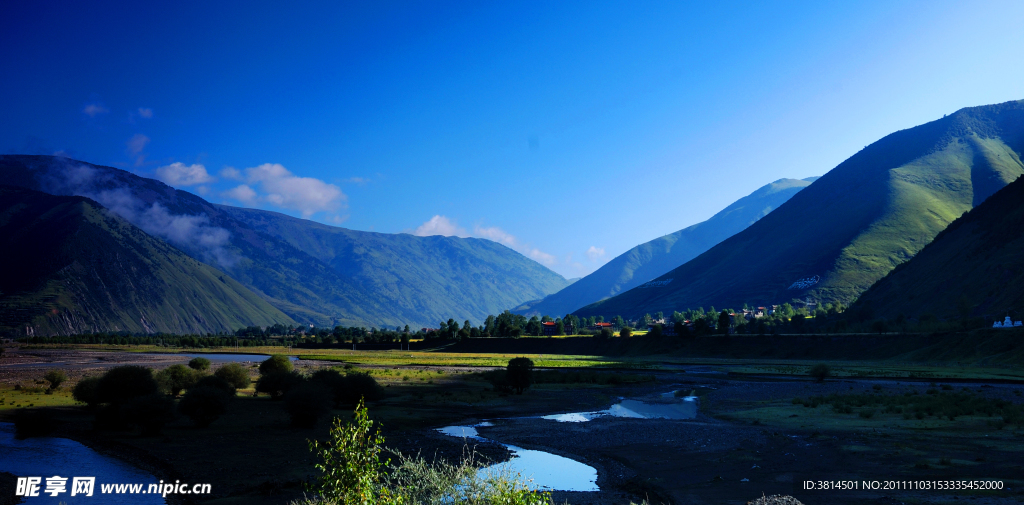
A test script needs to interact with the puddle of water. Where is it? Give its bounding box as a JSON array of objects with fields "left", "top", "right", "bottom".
[
  {"left": 543, "top": 397, "right": 698, "bottom": 423},
  {"left": 436, "top": 424, "right": 598, "bottom": 492},
  {"left": 0, "top": 423, "right": 166, "bottom": 504}
]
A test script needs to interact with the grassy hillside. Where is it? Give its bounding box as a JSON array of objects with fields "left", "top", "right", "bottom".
[
  {"left": 576, "top": 100, "right": 1024, "bottom": 319},
  {"left": 515, "top": 177, "right": 815, "bottom": 317},
  {"left": 0, "top": 186, "right": 294, "bottom": 336},
  {"left": 217, "top": 206, "right": 569, "bottom": 327},
  {"left": 0, "top": 156, "right": 566, "bottom": 328},
  {"left": 853, "top": 173, "right": 1024, "bottom": 321}
]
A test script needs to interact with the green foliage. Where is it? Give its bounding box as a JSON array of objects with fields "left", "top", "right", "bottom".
[
  {"left": 43, "top": 369, "right": 67, "bottom": 390},
  {"left": 156, "top": 364, "right": 197, "bottom": 396},
  {"left": 506, "top": 357, "right": 534, "bottom": 394},
  {"left": 619, "top": 327, "right": 632, "bottom": 338},
  {"left": 188, "top": 357, "right": 212, "bottom": 371},
  {"left": 808, "top": 364, "right": 831, "bottom": 382},
  {"left": 125, "top": 393, "right": 175, "bottom": 436},
  {"left": 256, "top": 371, "right": 304, "bottom": 400},
  {"left": 96, "top": 366, "right": 159, "bottom": 404},
  {"left": 307, "top": 399, "right": 401, "bottom": 505},
  {"left": 179, "top": 385, "right": 231, "bottom": 427},
  {"left": 194, "top": 375, "right": 236, "bottom": 396},
  {"left": 301, "top": 400, "right": 551, "bottom": 505},
  {"left": 260, "top": 355, "right": 294, "bottom": 375},
  {"left": 214, "top": 362, "right": 252, "bottom": 389},
  {"left": 72, "top": 377, "right": 101, "bottom": 406},
  {"left": 309, "top": 369, "right": 385, "bottom": 407}
]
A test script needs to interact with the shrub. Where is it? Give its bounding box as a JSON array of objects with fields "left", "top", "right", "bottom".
[
  {"left": 506, "top": 357, "right": 534, "bottom": 395},
  {"left": 285, "top": 383, "right": 333, "bottom": 428},
  {"left": 73, "top": 377, "right": 101, "bottom": 406},
  {"left": 345, "top": 372, "right": 385, "bottom": 403},
  {"left": 214, "top": 362, "right": 252, "bottom": 389},
  {"left": 808, "top": 364, "right": 831, "bottom": 382},
  {"left": 256, "top": 371, "right": 304, "bottom": 400},
  {"left": 619, "top": 327, "right": 632, "bottom": 338},
  {"left": 188, "top": 357, "right": 212, "bottom": 372},
  {"left": 96, "top": 366, "right": 159, "bottom": 404},
  {"left": 43, "top": 369, "right": 67, "bottom": 390},
  {"left": 306, "top": 399, "right": 402, "bottom": 504},
  {"left": 156, "top": 364, "right": 198, "bottom": 396},
  {"left": 259, "top": 355, "right": 294, "bottom": 375},
  {"left": 194, "top": 375, "right": 236, "bottom": 396},
  {"left": 179, "top": 386, "right": 231, "bottom": 427}
]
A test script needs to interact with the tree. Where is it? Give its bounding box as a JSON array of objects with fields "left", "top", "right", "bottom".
[
  {"left": 259, "top": 355, "right": 294, "bottom": 375},
  {"left": 620, "top": 326, "right": 632, "bottom": 338},
  {"left": 126, "top": 393, "right": 176, "bottom": 436},
  {"left": 555, "top": 318, "right": 565, "bottom": 336},
  {"left": 214, "top": 362, "right": 252, "bottom": 389},
  {"left": 791, "top": 314, "right": 806, "bottom": 332},
  {"left": 73, "top": 377, "right": 101, "bottom": 406},
  {"left": 156, "top": 364, "right": 197, "bottom": 397},
  {"left": 179, "top": 385, "right": 231, "bottom": 427},
  {"left": 870, "top": 320, "right": 888, "bottom": 335},
  {"left": 96, "top": 366, "right": 159, "bottom": 404},
  {"left": 718, "top": 310, "right": 731, "bottom": 335},
  {"left": 307, "top": 400, "right": 401, "bottom": 504},
  {"left": 43, "top": 369, "right": 67, "bottom": 391},
  {"left": 648, "top": 324, "right": 663, "bottom": 339},
  {"left": 506, "top": 357, "right": 534, "bottom": 394},
  {"left": 256, "top": 371, "right": 304, "bottom": 400},
  {"left": 526, "top": 316, "right": 542, "bottom": 336},
  {"left": 188, "top": 357, "right": 211, "bottom": 372},
  {"left": 613, "top": 316, "right": 625, "bottom": 329}
]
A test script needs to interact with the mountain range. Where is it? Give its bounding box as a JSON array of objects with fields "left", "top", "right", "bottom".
[
  {"left": 852, "top": 172, "right": 1024, "bottom": 321},
  {"left": 0, "top": 155, "right": 568, "bottom": 333},
  {"left": 575, "top": 100, "right": 1024, "bottom": 319},
  {"left": 514, "top": 177, "right": 817, "bottom": 317}
]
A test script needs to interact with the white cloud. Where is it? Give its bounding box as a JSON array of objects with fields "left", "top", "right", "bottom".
[
  {"left": 83, "top": 104, "right": 109, "bottom": 117},
  {"left": 229, "top": 163, "right": 346, "bottom": 218},
  {"left": 473, "top": 225, "right": 518, "bottom": 247},
  {"left": 155, "top": 162, "right": 214, "bottom": 187},
  {"left": 413, "top": 215, "right": 467, "bottom": 237},
  {"left": 223, "top": 184, "right": 258, "bottom": 204},
  {"left": 219, "top": 167, "right": 243, "bottom": 180},
  {"left": 137, "top": 107, "right": 153, "bottom": 118},
  {"left": 527, "top": 248, "right": 557, "bottom": 266},
  {"left": 586, "top": 246, "right": 606, "bottom": 261}
]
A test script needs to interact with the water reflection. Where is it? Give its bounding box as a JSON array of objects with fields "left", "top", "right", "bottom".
[
  {"left": 542, "top": 397, "right": 698, "bottom": 423},
  {"left": 0, "top": 423, "right": 166, "bottom": 504},
  {"left": 436, "top": 424, "right": 598, "bottom": 492}
]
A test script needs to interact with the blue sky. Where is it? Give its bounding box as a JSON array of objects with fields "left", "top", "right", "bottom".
[{"left": 3, "top": 1, "right": 1023, "bottom": 278}]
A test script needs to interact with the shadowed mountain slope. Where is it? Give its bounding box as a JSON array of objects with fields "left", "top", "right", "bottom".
[
  {"left": 0, "top": 186, "right": 294, "bottom": 336},
  {"left": 575, "top": 100, "right": 1024, "bottom": 319},
  {"left": 514, "top": 177, "right": 816, "bottom": 317},
  {"left": 852, "top": 173, "right": 1024, "bottom": 321}
]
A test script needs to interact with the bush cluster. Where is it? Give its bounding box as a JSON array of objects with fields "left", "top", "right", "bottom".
[{"left": 254, "top": 356, "right": 385, "bottom": 427}]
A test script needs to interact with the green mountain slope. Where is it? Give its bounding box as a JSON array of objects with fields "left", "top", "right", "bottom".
[
  {"left": 0, "top": 155, "right": 567, "bottom": 328},
  {"left": 217, "top": 206, "right": 569, "bottom": 328},
  {"left": 852, "top": 173, "right": 1024, "bottom": 321},
  {"left": 575, "top": 100, "right": 1024, "bottom": 319},
  {"left": 514, "top": 177, "right": 816, "bottom": 317},
  {"left": 0, "top": 186, "right": 294, "bottom": 336}
]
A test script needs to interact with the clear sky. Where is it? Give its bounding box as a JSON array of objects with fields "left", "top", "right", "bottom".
[{"left": 3, "top": 1, "right": 1023, "bottom": 278}]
